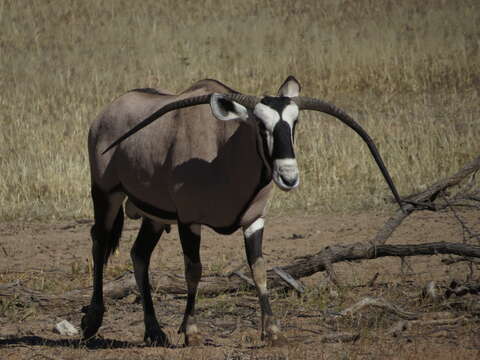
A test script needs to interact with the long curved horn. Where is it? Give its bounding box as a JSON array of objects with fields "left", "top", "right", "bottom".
[
  {"left": 293, "top": 96, "right": 404, "bottom": 211},
  {"left": 102, "top": 93, "right": 259, "bottom": 154}
]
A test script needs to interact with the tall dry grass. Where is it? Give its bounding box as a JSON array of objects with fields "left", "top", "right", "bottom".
[{"left": 1, "top": 0, "right": 479, "bottom": 220}]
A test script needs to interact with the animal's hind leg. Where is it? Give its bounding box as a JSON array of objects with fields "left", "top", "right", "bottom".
[
  {"left": 178, "top": 223, "right": 203, "bottom": 346},
  {"left": 130, "top": 218, "right": 169, "bottom": 347},
  {"left": 81, "top": 185, "right": 125, "bottom": 340}
]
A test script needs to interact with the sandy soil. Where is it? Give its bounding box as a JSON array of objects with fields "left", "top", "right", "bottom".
[{"left": 1, "top": 210, "right": 479, "bottom": 359}]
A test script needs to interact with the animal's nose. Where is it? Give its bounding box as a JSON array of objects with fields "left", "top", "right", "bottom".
[{"left": 280, "top": 175, "right": 298, "bottom": 187}]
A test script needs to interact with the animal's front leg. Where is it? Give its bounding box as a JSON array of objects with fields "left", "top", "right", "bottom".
[{"left": 243, "top": 218, "right": 286, "bottom": 346}]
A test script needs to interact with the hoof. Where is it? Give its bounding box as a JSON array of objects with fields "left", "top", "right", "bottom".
[
  {"left": 185, "top": 332, "right": 204, "bottom": 347},
  {"left": 80, "top": 304, "right": 104, "bottom": 340},
  {"left": 144, "top": 330, "right": 170, "bottom": 347}
]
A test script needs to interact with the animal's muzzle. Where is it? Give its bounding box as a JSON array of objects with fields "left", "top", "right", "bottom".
[{"left": 273, "top": 159, "right": 299, "bottom": 191}]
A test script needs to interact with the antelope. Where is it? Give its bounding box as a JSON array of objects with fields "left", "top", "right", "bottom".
[{"left": 82, "top": 76, "right": 403, "bottom": 346}]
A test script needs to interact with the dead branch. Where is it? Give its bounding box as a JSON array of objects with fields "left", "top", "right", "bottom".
[
  {"left": 272, "top": 267, "right": 305, "bottom": 294},
  {"left": 272, "top": 241, "right": 480, "bottom": 291},
  {"left": 373, "top": 154, "right": 480, "bottom": 246},
  {"left": 336, "top": 297, "right": 418, "bottom": 320},
  {"left": 3, "top": 241, "right": 480, "bottom": 301},
  {"left": 366, "top": 272, "right": 380, "bottom": 287},
  {"left": 441, "top": 256, "right": 480, "bottom": 265},
  {"left": 320, "top": 332, "right": 359, "bottom": 343},
  {"left": 388, "top": 316, "right": 467, "bottom": 337}
]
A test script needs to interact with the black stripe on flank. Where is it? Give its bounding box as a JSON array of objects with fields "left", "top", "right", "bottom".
[
  {"left": 124, "top": 191, "right": 271, "bottom": 236},
  {"left": 272, "top": 121, "right": 295, "bottom": 159},
  {"left": 127, "top": 195, "right": 178, "bottom": 220}
]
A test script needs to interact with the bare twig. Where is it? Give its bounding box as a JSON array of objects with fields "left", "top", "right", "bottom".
[
  {"left": 320, "top": 332, "right": 359, "bottom": 343},
  {"left": 388, "top": 316, "right": 467, "bottom": 337},
  {"left": 272, "top": 267, "right": 305, "bottom": 294},
  {"left": 367, "top": 272, "right": 380, "bottom": 287},
  {"left": 3, "top": 242, "right": 480, "bottom": 301},
  {"left": 337, "top": 297, "right": 418, "bottom": 320},
  {"left": 230, "top": 271, "right": 255, "bottom": 287},
  {"left": 441, "top": 256, "right": 480, "bottom": 265}
]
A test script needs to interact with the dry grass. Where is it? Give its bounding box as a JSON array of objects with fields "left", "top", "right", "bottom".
[{"left": 1, "top": 0, "right": 479, "bottom": 220}]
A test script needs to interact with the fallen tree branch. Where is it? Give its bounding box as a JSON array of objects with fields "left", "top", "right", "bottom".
[
  {"left": 373, "top": 154, "right": 480, "bottom": 246},
  {"left": 336, "top": 297, "right": 418, "bottom": 320},
  {"left": 388, "top": 316, "right": 468, "bottom": 337},
  {"left": 441, "top": 256, "right": 480, "bottom": 265},
  {"left": 320, "top": 332, "right": 359, "bottom": 343},
  {"left": 273, "top": 241, "right": 480, "bottom": 291},
  {"left": 3, "top": 242, "right": 480, "bottom": 300}
]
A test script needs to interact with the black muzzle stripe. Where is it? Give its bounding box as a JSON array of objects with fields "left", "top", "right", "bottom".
[{"left": 272, "top": 120, "right": 295, "bottom": 159}]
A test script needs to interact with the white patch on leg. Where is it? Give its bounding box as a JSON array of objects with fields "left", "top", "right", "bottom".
[
  {"left": 243, "top": 218, "right": 264, "bottom": 238},
  {"left": 186, "top": 323, "right": 199, "bottom": 335},
  {"left": 252, "top": 257, "right": 268, "bottom": 294}
]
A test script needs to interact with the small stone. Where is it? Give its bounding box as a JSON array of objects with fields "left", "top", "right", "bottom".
[
  {"left": 125, "top": 293, "right": 140, "bottom": 304},
  {"left": 422, "top": 281, "right": 439, "bottom": 301},
  {"left": 54, "top": 319, "right": 79, "bottom": 336}
]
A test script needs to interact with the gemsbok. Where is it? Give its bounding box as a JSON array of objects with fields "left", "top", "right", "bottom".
[{"left": 82, "top": 76, "right": 403, "bottom": 346}]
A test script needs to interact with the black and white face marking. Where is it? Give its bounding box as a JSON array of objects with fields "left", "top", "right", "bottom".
[{"left": 253, "top": 96, "right": 300, "bottom": 191}]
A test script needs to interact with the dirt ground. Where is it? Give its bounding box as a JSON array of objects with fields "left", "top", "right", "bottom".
[{"left": 1, "top": 210, "right": 479, "bottom": 359}]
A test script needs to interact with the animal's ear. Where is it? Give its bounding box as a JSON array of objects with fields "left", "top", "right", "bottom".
[
  {"left": 277, "top": 76, "right": 301, "bottom": 97},
  {"left": 210, "top": 93, "right": 249, "bottom": 122}
]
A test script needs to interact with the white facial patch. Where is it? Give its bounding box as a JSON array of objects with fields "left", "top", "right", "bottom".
[
  {"left": 253, "top": 102, "right": 280, "bottom": 131},
  {"left": 282, "top": 104, "right": 299, "bottom": 127}
]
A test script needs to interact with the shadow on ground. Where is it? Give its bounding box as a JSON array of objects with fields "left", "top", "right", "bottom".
[{"left": 0, "top": 335, "right": 146, "bottom": 349}]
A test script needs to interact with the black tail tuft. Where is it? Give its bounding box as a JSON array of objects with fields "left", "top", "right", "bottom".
[
  {"left": 104, "top": 205, "right": 124, "bottom": 264},
  {"left": 91, "top": 184, "right": 125, "bottom": 265}
]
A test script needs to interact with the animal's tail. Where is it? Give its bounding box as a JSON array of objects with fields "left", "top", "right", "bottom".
[
  {"left": 104, "top": 205, "right": 124, "bottom": 264},
  {"left": 90, "top": 184, "right": 125, "bottom": 265}
]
